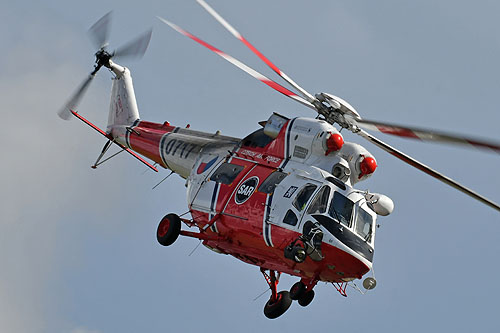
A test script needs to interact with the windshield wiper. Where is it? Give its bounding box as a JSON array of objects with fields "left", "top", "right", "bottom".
[{"left": 330, "top": 206, "right": 343, "bottom": 226}]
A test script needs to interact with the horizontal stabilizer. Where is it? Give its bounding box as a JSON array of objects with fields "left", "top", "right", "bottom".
[{"left": 71, "top": 110, "right": 158, "bottom": 172}]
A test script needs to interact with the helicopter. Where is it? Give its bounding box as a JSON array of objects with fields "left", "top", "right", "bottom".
[{"left": 58, "top": 0, "right": 500, "bottom": 319}]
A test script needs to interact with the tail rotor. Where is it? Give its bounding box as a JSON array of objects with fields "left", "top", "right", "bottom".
[{"left": 58, "top": 12, "right": 152, "bottom": 120}]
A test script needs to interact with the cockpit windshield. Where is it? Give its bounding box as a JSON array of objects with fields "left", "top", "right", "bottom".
[
  {"left": 355, "top": 207, "right": 374, "bottom": 242},
  {"left": 328, "top": 192, "right": 353, "bottom": 227}
]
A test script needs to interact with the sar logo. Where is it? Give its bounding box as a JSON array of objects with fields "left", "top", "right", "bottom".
[{"left": 235, "top": 176, "right": 259, "bottom": 204}]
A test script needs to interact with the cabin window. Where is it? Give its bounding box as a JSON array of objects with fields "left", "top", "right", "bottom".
[
  {"left": 307, "top": 186, "right": 331, "bottom": 215},
  {"left": 292, "top": 184, "right": 318, "bottom": 211},
  {"left": 210, "top": 163, "right": 244, "bottom": 185},
  {"left": 258, "top": 171, "right": 287, "bottom": 194},
  {"left": 283, "top": 209, "right": 298, "bottom": 226},
  {"left": 356, "top": 207, "right": 374, "bottom": 242},
  {"left": 328, "top": 192, "right": 353, "bottom": 227}
]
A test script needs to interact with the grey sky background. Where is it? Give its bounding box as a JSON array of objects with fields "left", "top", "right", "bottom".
[{"left": 1, "top": 1, "right": 499, "bottom": 332}]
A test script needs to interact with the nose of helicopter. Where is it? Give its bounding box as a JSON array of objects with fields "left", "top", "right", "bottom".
[{"left": 319, "top": 242, "right": 372, "bottom": 280}]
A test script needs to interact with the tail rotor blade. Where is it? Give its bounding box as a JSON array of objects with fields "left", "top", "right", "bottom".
[
  {"left": 88, "top": 11, "right": 112, "bottom": 50},
  {"left": 58, "top": 74, "right": 95, "bottom": 120},
  {"left": 114, "top": 29, "right": 153, "bottom": 59}
]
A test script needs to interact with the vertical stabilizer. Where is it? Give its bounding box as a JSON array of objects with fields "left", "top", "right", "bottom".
[{"left": 107, "top": 61, "right": 140, "bottom": 131}]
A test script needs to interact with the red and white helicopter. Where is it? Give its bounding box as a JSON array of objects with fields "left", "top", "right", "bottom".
[{"left": 59, "top": 0, "right": 500, "bottom": 319}]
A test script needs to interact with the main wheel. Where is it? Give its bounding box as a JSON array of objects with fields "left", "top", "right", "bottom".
[
  {"left": 298, "top": 289, "right": 315, "bottom": 307},
  {"left": 289, "top": 281, "right": 306, "bottom": 300},
  {"left": 263, "top": 291, "right": 292, "bottom": 319},
  {"left": 157, "top": 213, "right": 181, "bottom": 246}
]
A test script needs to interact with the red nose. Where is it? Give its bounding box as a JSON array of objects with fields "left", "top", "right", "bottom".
[
  {"left": 325, "top": 133, "right": 344, "bottom": 155},
  {"left": 359, "top": 156, "right": 377, "bottom": 178}
]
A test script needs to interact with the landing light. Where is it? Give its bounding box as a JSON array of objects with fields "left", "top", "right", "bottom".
[{"left": 363, "top": 277, "right": 377, "bottom": 290}]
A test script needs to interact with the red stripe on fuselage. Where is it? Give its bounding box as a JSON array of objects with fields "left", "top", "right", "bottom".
[{"left": 128, "top": 121, "right": 176, "bottom": 167}]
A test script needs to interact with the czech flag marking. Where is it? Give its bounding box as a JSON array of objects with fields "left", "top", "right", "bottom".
[{"left": 197, "top": 157, "right": 217, "bottom": 174}]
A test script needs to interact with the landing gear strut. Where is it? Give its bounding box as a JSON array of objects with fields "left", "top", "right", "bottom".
[{"left": 261, "top": 269, "right": 292, "bottom": 319}]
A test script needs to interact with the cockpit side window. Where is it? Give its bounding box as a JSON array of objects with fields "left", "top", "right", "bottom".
[
  {"left": 283, "top": 209, "right": 298, "bottom": 226},
  {"left": 210, "top": 163, "right": 244, "bottom": 185},
  {"left": 306, "top": 186, "right": 331, "bottom": 215},
  {"left": 356, "top": 207, "right": 374, "bottom": 242},
  {"left": 258, "top": 171, "right": 287, "bottom": 194},
  {"left": 329, "top": 192, "right": 353, "bottom": 227},
  {"left": 292, "top": 184, "right": 318, "bottom": 211}
]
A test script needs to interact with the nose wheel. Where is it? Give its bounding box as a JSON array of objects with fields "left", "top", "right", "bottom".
[{"left": 157, "top": 213, "right": 181, "bottom": 246}]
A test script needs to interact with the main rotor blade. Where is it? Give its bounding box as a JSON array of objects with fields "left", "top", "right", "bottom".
[
  {"left": 196, "top": 0, "right": 317, "bottom": 104},
  {"left": 58, "top": 74, "right": 95, "bottom": 120},
  {"left": 354, "top": 118, "right": 500, "bottom": 154},
  {"left": 88, "top": 11, "right": 112, "bottom": 50},
  {"left": 114, "top": 29, "right": 153, "bottom": 59},
  {"left": 157, "top": 17, "right": 315, "bottom": 110},
  {"left": 357, "top": 129, "right": 500, "bottom": 212}
]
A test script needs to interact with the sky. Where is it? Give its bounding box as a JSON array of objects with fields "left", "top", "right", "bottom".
[{"left": 1, "top": 0, "right": 499, "bottom": 332}]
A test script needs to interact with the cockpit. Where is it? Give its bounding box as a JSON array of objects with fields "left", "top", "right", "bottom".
[{"left": 305, "top": 182, "right": 376, "bottom": 245}]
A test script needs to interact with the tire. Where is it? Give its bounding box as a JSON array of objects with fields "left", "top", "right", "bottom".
[
  {"left": 157, "top": 213, "right": 181, "bottom": 246},
  {"left": 298, "top": 290, "right": 315, "bottom": 307},
  {"left": 263, "top": 291, "right": 292, "bottom": 319},
  {"left": 289, "top": 281, "right": 306, "bottom": 300}
]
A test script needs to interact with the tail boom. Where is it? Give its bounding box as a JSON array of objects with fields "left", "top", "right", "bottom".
[{"left": 111, "top": 120, "right": 240, "bottom": 178}]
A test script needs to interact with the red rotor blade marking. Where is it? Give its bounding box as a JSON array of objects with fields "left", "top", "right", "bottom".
[
  {"left": 158, "top": 17, "right": 315, "bottom": 109},
  {"left": 196, "top": 0, "right": 316, "bottom": 103},
  {"left": 357, "top": 129, "right": 500, "bottom": 212},
  {"left": 376, "top": 125, "right": 420, "bottom": 139}
]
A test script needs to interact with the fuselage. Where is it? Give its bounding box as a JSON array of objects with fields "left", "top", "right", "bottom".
[{"left": 110, "top": 115, "right": 376, "bottom": 283}]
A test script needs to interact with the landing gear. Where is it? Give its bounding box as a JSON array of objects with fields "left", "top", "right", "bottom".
[
  {"left": 264, "top": 291, "right": 292, "bottom": 319},
  {"left": 298, "top": 290, "right": 315, "bottom": 307},
  {"left": 289, "top": 281, "right": 306, "bottom": 300},
  {"left": 157, "top": 213, "right": 181, "bottom": 246},
  {"left": 290, "top": 280, "right": 316, "bottom": 307},
  {"left": 261, "top": 269, "right": 292, "bottom": 319}
]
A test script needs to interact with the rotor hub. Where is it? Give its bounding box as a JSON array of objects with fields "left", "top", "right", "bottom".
[{"left": 91, "top": 49, "right": 113, "bottom": 75}]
